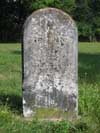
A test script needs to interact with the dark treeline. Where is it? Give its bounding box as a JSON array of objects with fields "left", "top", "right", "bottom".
[{"left": 0, "top": 0, "right": 100, "bottom": 42}]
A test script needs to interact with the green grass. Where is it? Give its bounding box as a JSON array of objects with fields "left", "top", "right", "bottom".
[{"left": 0, "top": 42, "right": 100, "bottom": 132}]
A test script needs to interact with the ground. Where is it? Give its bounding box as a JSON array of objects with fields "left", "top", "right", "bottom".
[{"left": 0, "top": 42, "right": 100, "bottom": 133}]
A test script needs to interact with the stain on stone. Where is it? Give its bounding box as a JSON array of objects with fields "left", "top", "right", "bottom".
[
  {"left": 40, "top": 83, "right": 43, "bottom": 87},
  {"left": 61, "top": 43, "right": 64, "bottom": 46},
  {"left": 67, "top": 94, "right": 77, "bottom": 111},
  {"left": 55, "top": 50, "right": 58, "bottom": 53},
  {"left": 58, "top": 82, "right": 61, "bottom": 85}
]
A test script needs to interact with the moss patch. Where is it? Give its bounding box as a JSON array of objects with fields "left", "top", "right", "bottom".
[{"left": 33, "top": 108, "right": 68, "bottom": 120}]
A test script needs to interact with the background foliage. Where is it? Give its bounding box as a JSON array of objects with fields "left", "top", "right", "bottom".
[{"left": 0, "top": 0, "right": 100, "bottom": 42}]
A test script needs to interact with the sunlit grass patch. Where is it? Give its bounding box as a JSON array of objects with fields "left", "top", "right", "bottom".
[{"left": 0, "top": 42, "right": 100, "bottom": 132}]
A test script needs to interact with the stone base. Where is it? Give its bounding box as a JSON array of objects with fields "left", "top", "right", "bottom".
[{"left": 23, "top": 107, "right": 78, "bottom": 121}]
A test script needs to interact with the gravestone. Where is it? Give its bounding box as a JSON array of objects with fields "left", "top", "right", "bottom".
[{"left": 22, "top": 8, "right": 78, "bottom": 120}]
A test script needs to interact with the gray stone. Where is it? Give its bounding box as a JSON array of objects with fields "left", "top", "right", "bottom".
[{"left": 22, "top": 8, "right": 78, "bottom": 120}]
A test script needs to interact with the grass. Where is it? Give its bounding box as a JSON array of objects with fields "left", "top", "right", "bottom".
[{"left": 0, "top": 42, "right": 100, "bottom": 132}]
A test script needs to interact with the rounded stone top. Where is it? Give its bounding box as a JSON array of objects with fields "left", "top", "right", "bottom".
[
  {"left": 24, "top": 8, "right": 77, "bottom": 30},
  {"left": 31, "top": 8, "right": 72, "bottom": 20}
]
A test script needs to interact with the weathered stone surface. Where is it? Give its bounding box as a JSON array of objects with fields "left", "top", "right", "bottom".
[{"left": 22, "top": 8, "right": 78, "bottom": 120}]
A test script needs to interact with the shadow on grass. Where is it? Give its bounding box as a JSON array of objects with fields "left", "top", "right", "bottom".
[
  {"left": 11, "top": 50, "right": 21, "bottom": 55},
  {"left": 0, "top": 93, "right": 22, "bottom": 114},
  {"left": 79, "top": 53, "right": 100, "bottom": 83}
]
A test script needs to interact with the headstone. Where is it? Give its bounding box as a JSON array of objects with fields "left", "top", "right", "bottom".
[{"left": 22, "top": 8, "right": 78, "bottom": 120}]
